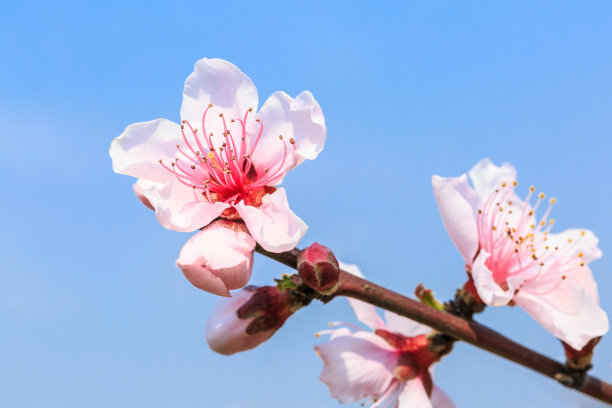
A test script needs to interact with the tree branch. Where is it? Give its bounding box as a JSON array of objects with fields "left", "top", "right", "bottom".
[{"left": 256, "top": 245, "right": 612, "bottom": 405}]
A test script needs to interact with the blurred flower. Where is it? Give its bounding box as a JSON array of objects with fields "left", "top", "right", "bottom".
[
  {"left": 432, "top": 158, "right": 608, "bottom": 349},
  {"left": 315, "top": 264, "right": 454, "bottom": 408},
  {"left": 206, "top": 285, "right": 298, "bottom": 355},
  {"left": 110, "top": 58, "right": 326, "bottom": 295}
]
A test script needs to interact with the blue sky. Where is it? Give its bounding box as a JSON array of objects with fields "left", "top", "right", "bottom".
[{"left": 1, "top": 1, "right": 612, "bottom": 407}]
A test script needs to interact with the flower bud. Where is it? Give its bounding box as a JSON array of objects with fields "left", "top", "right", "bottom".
[
  {"left": 297, "top": 242, "right": 339, "bottom": 294},
  {"left": 205, "top": 285, "right": 295, "bottom": 355},
  {"left": 176, "top": 219, "right": 256, "bottom": 297}
]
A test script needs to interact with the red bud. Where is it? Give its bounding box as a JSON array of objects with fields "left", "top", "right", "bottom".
[{"left": 297, "top": 242, "right": 340, "bottom": 294}]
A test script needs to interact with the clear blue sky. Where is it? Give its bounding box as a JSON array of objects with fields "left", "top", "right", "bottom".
[{"left": 1, "top": 1, "right": 611, "bottom": 407}]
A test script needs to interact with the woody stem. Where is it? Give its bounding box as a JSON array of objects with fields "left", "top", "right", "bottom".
[{"left": 255, "top": 245, "right": 612, "bottom": 405}]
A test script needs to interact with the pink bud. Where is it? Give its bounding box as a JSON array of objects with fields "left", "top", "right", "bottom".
[
  {"left": 297, "top": 242, "right": 339, "bottom": 294},
  {"left": 176, "top": 219, "right": 256, "bottom": 297},
  {"left": 205, "top": 285, "right": 295, "bottom": 355}
]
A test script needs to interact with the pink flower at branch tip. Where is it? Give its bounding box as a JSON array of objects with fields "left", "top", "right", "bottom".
[
  {"left": 110, "top": 58, "right": 326, "bottom": 296},
  {"left": 314, "top": 263, "right": 454, "bottom": 408},
  {"left": 432, "top": 158, "right": 608, "bottom": 350}
]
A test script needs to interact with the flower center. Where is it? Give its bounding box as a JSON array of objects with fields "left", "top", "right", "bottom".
[
  {"left": 374, "top": 330, "right": 438, "bottom": 381},
  {"left": 476, "top": 182, "right": 586, "bottom": 294},
  {"left": 159, "top": 104, "right": 295, "bottom": 207}
]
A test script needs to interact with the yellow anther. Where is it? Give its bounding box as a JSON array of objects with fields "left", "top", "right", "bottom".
[
  {"left": 530, "top": 224, "right": 535, "bottom": 229},
  {"left": 578, "top": 252, "right": 584, "bottom": 257},
  {"left": 328, "top": 322, "right": 334, "bottom": 327},
  {"left": 540, "top": 220, "right": 546, "bottom": 226},
  {"left": 580, "top": 231, "right": 585, "bottom": 236},
  {"left": 530, "top": 185, "right": 535, "bottom": 192},
  {"left": 538, "top": 192, "right": 545, "bottom": 199},
  {"left": 513, "top": 180, "right": 518, "bottom": 186},
  {"left": 580, "top": 262, "right": 585, "bottom": 267},
  {"left": 208, "top": 103, "right": 213, "bottom": 108},
  {"left": 549, "top": 219, "right": 555, "bottom": 225},
  {"left": 549, "top": 198, "right": 557, "bottom": 204},
  {"left": 492, "top": 226, "right": 497, "bottom": 231},
  {"left": 278, "top": 134, "right": 283, "bottom": 140},
  {"left": 315, "top": 333, "right": 321, "bottom": 338},
  {"left": 207, "top": 152, "right": 214, "bottom": 159},
  {"left": 502, "top": 182, "right": 507, "bottom": 187},
  {"left": 568, "top": 238, "right": 573, "bottom": 243},
  {"left": 248, "top": 107, "right": 253, "bottom": 112},
  {"left": 562, "top": 275, "right": 567, "bottom": 279}
]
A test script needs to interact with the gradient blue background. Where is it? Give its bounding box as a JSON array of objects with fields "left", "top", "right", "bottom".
[{"left": 1, "top": 1, "right": 611, "bottom": 407}]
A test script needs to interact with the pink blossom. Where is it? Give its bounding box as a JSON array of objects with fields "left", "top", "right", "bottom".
[
  {"left": 206, "top": 285, "right": 296, "bottom": 355},
  {"left": 432, "top": 158, "right": 608, "bottom": 349},
  {"left": 176, "top": 219, "right": 255, "bottom": 297},
  {"left": 110, "top": 58, "right": 326, "bottom": 295},
  {"left": 314, "top": 264, "right": 454, "bottom": 408}
]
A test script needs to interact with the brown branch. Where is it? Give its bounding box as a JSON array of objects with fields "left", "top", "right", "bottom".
[{"left": 256, "top": 245, "right": 612, "bottom": 405}]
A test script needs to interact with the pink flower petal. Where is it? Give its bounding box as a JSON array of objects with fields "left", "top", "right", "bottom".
[
  {"left": 432, "top": 174, "right": 481, "bottom": 263},
  {"left": 251, "top": 91, "right": 326, "bottom": 183},
  {"left": 397, "top": 378, "right": 433, "bottom": 408},
  {"left": 180, "top": 58, "right": 258, "bottom": 127},
  {"left": 383, "top": 310, "right": 431, "bottom": 338},
  {"left": 176, "top": 223, "right": 256, "bottom": 296},
  {"left": 514, "top": 266, "right": 609, "bottom": 349},
  {"left": 347, "top": 299, "right": 386, "bottom": 331},
  {"left": 431, "top": 386, "right": 456, "bottom": 408},
  {"left": 132, "top": 179, "right": 162, "bottom": 210},
  {"left": 468, "top": 158, "right": 517, "bottom": 201},
  {"left": 546, "top": 229, "right": 602, "bottom": 264},
  {"left": 315, "top": 330, "right": 397, "bottom": 403},
  {"left": 235, "top": 188, "right": 307, "bottom": 252},
  {"left": 110, "top": 118, "right": 181, "bottom": 183},
  {"left": 205, "top": 288, "right": 272, "bottom": 354},
  {"left": 471, "top": 250, "right": 514, "bottom": 307},
  {"left": 144, "top": 178, "right": 229, "bottom": 232}
]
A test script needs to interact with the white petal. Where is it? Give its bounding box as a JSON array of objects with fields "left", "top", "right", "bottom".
[
  {"left": 181, "top": 58, "right": 258, "bottom": 127},
  {"left": 144, "top": 178, "right": 229, "bottom": 232},
  {"left": 315, "top": 331, "right": 397, "bottom": 403},
  {"left": 338, "top": 261, "right": 364, "bottom": 278},
  {"left": 514, "top": 265, "right": 609, "bottom": 350},
  {"left": 336, "top": 262, "right": 386, "bottom": 330},
  {"left": 133, "top": 179, "right": 163, "bottom": 210},
  {"left": 177, "top": 225, "right": 256, "bottom": 296},
  {"left": 235, "top": 188, "right": 307, "bottom": 252},
  {"left": 468, "top": 158, "right": 517, "bottom": 201},
  {"left": 397, "top": 379, "right": 433, "bottom": 408},
  {"left": 383, "top": 310, "right": 431, "bottom": 338},
  {"left": 347, "top": 298, "right": 386, "bottom": 331},
  {"left": 251, "top": 91, "right": 326, "bottom": 183},
  {"left": 471, "top": 250, "right": 514, "bottom": 307},
  {"left": 546, "top": 229, "right": 602, "bottom": 264},
  {"left": 431, "top": 386, "right": 456, "bottom": 408},
  {"left": 432, "top": 174, "right": 480, "bottom": 263},
  {"left": 110, "top": 118, "right": 181, "bottom": 183}
]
